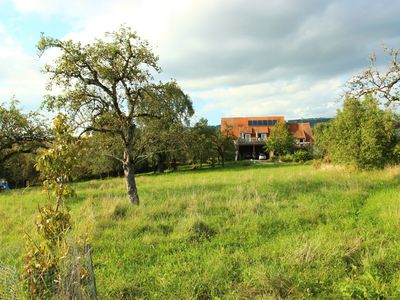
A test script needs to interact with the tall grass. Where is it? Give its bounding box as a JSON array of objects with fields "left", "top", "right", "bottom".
[{"left": 1, "top": 162, "right": 400, "bottom": 298}]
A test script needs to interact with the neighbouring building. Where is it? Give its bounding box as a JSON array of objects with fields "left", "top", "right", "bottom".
[{"left": 221, "top": 116, "right": 314, "bottom": 160}]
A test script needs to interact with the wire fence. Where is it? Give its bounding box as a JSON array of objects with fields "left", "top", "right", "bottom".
[
  {"left": 58, "top": 243, "right": 98, "bottom": 300},
  {"left": 0, "top": 244, "right": 97, "bottom": 300},
  {"left": 0, "top": 262, "right": 18, "bottom": 300}
]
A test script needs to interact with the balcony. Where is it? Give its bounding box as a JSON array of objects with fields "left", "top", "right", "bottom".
[
  {"left": 236, "top": 137, "right": 266, "bottom": 145},
  {"left": 296, "top": 141, "right": 311, "bottom": 148}
]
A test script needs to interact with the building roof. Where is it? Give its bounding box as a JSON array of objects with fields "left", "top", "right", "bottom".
[
  {"left": 288, "top": 123, "right": 314, "bottom": 141},
  {"left": 221, "top": 116, "right": 314, "bottom": 142},
  {"left": 221, "top": 116, "right": 285, "bottom": 137}
]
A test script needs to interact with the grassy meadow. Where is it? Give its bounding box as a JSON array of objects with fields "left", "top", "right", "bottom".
[{"left": 1, "top": 162, "right": 400, "bottom": 299}]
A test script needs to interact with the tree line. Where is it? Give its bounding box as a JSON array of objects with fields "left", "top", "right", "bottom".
[{"left": 0, "top": 102, "right": 236, "bottom": 187}]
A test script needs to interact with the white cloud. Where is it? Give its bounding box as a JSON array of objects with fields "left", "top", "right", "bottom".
[
  {"left": 193, "top": 77, "right": 343, "bottom": 119},
  {"left": 0, "top": 29, "right": 46, "bottom": 110}
]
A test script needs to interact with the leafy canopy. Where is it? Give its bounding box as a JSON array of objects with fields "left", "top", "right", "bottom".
[
  {"left": 0, "top": 98, "right": 48, "bottom": 163},
  {"left": 264, "top": 121, "right": 295, "bottom": 156},
  {"left": 319, "top": 95, "right": 397, "bottom": 169},
  {"left": 37, "top": 26, "right": 193, "bottom": 142}
]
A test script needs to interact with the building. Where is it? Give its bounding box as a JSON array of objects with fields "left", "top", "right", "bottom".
[{"left": 221, "top": 116, "right": 314, "bottom": 160}]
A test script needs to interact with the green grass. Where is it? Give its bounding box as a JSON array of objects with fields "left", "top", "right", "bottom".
[{"left": 1, "top": 162, "right": 400, "bottom": 299}]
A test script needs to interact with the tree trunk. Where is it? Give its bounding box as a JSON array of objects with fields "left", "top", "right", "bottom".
[
  {"left": 156, "top": 152, "right": 166, "bottom": 173},
  {"left": 171, "top": 158, "right": 177, "bottom": 172},
  {"left": 123, "top": 149, "right": 139, "bottom": 205}
]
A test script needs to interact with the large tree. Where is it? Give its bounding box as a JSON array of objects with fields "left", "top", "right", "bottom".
[
  {"left": 189, "top": 118, "right": 214, "bottom": 168},
  {"left": 264, "top": 121, "right": 295, "bottom": 157},
  {"left": 347, "top": 47, "right": 400, "bottom": 104},
  {"left": 38, "top": 26, "right": 193, "bottom": 204},
  {"left": 321, "top": 95, "right": 397, "bottom": 169},
  {"left": 211, "top": 124, "right": 235, "bottom": 167}
]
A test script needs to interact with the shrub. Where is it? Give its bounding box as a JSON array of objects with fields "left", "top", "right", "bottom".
[
  {"left": 268, "top": 156, "right": 279, "bottom": 163},
  {"left": 293, "top": 150, "right": 313, "bottom": 162},
  {"left": 280, "top": 154, "right": 294, "bottom": 162}
]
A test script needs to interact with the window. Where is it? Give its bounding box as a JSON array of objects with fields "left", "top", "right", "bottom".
[
  {"left": 245, "top": 134, "right": 251, "bottom": 141},
  {"left": 257, "top": 133, "right": 267, "bottom": 141}
]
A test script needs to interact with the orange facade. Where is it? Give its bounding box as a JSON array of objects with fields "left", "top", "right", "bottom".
[{"left": 288, "top": 122, "right": 314, "bottom": 142}]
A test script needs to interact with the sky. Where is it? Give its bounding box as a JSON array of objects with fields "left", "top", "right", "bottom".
[{"left": 1, "top": 0, "right": 400, "bottom": 125}]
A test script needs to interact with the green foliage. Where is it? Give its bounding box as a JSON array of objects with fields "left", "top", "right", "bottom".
[
  {"left": 0, "top": 98, "right": 48, "bottom": 186},
  {"left": 264, "top": 121, "right": 295, "bottom": 156},
  {"left": 280, "top": 154, "right": 294, "bottom": 162},
  {"left": 321, "top": 95, "right": 398, "bottom": 169},
  {"left": 36, "top": 114, "right": 77, "bottom": 208},
  {"left": 211, "top": 125, "right": 235, "bottom": 166},
  {"left": 313, "top": 122, "right": 331, "bottom": 159},
  {"left": 280, "top": 151, "right": 312, "bottom": 163},
  {"left": 139, "top": 117, "right": 190, "bottom": 173},
  {"left": 2, "top": 153, "right": 38, "bottom": 187},
  {"left": 188, "top": 118, "right": 214, "bottom": 167},
  {"left": 73, "top": 132, "right": 124, "bottom": 180},
  {"left": 293, "top": 150, "right": 313, "bottom": 162}
]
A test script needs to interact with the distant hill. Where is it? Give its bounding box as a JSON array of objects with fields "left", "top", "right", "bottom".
[{"left": 287, "top": 117, "right": 332, "bottom": 127}]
